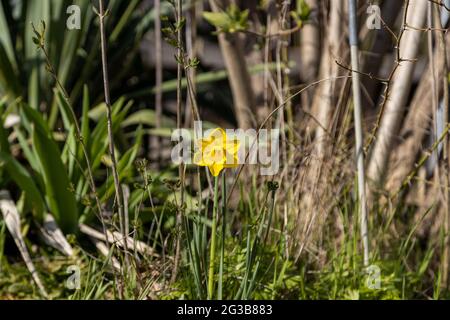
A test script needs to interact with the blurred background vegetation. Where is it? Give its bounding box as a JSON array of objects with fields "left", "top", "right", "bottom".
[{"left": 1, "top": 0, "right": 450, "bottom": 300}]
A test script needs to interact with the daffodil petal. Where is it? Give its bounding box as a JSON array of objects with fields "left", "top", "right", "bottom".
[
  {"left": 223, "top": 153, "right": 239, "bottom": 168},
  {"left": 208, "top": 128, "right": 226, "bottom": 139},
  {"left": 209, "top": 162, "right": 225, "bottom": 177},
  {"left": 208, "top": 128, "right": 227, "bottom": 146},
  {"left": 194, "top": 128, "right": 240, "bottom": 176},
  {"left": 193, "top": 150, "right": 207, "bottom": 166},
  {"left": 201, "top": 145, "right": 225, "bottom": 165},
  {"left": 225, "top": 140, "right": 240, "bottom": 154}
]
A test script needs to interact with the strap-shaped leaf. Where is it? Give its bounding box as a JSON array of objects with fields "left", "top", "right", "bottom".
[
  {"left": 0, "top": 152, "right": 45, "bottom": 221},
  {"left": 23, "top": 106, "right": 78, "bottom": 234}
]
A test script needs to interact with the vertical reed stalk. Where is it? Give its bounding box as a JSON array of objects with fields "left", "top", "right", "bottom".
[
  {"left": 171, "top": 0, "right": 185, "bottom": 284},
  {"left": 184, "top": 0, "right": 197, "bottom": 128},
  {"left": 208, "top": 0, "right": 256, "bottom": 129},
  {"left": 155, "top": 0, "right": 162, "bottom": 130},
  {"left": 367, "top": 0, "right": 428, "bottom": 186},
  {"left": 434, "top": 4, "right": 450, "bottom": 287},
  {"left": 348, "top": 0, "right": 369, "bottom": 267},
  {"left": 280, "top": 0, "right": 294, "bottom": 156},
  {"left": 428, "top": 1, "right": 440, "bottom": 191},
  {"left": 97, "top": 0, "right": 128, "bottom": 270},
  {"left": 150, "top": 0, "right": 163, "bottom": 165}
]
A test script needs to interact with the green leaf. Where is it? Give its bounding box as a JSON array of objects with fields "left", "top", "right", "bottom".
[
  {"left": 0, "top": 42, "right": 21, "bottom": 97},
  {"left": 203, "top": 12, "right": 231, "bottom": 31},
  {"left": 0, "top": 1, "right": 18, "bottom": 71},
  {"left": 61, "top": 124, "right": 76, "bottom": 177},
  {"left": 0, "top": 115, "right": 9, "bottom": 153},
  {"left": 203, "top": 4, "right": 249, "bottom": 33},
  {"left": 98, "top": 127, "right": 143, "bottom": 201},
  {"left": 57, "top": 0, "right": 93, "bottom": 86},
  {"left": 55, "top": 89, "right": 73, "bottom": 130},
  {"left": 0, "top": 152, "right": 45, "bottom": 221},
  {"left": 110, "top": 0, "right": 140, "bottom": 42},
  {"left": 297, "top": 0, "right": 311, "bottom": 21},
  {"left": 25, "top": 1, "right": 50, "bottom": 109},
  {"left": 122, "top": 109, "right": 176, "bottom": 128},
  {"left": 89, "top": 99, "right": 132, "bottom": 170},
  {"left": 80, "top": 85, "right": 91, "bottom": 154},
  {"left": 127, "top": 61, "right": 290, "bottom": 98},
  {"left": 13, "top": 124, "right": 42, "bottom": 175},
  {"left": 22, "top": 106, "right": 78, "bottom": 234}
]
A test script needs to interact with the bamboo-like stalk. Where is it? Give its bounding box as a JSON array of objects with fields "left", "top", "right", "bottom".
[
  {"left": 184, "top": 0, "right": 197, "bottom": 128},
  {"left": 427, "top": 2, "right": 444, "bottom": 256},
  {"left": 295, "top": 1, "right": 345, "bottom": 255},
  {"left": 433, "top": 4, "right": 450, "bottom": 287},
  {"left": 348, "top": 0, "right": 369, "bottom": 267},
  {"left": 360, "top": 0, "right": 403, "bottom": 125},
  {"left": 208, "top": 0, "right": 256, "bottom": 129},
  {"left": 97, "top": 0, "right": 128, "bottom": 269},
  {"left": 279, "top": 0, "right": 293, "bottom": 161},
  {"left": 367, "top": 0, "right": 428, "bottom": 188},
  {"left": 300, "top": 0, "right": 319, "bottom": 83},
  {"left": 427, "top": 1, "right": 440, "bottom": 184},
  {"left": 442, "top": 40, "right": 450, "bottom": 291},
  {"left": 155, "top": 0, "right": 162, "bottom": 130},
  {"left": 311, "top": 0, "right": 343, "bottom": 156},
  {"left": 150, "top": 0, "right": 163, "bottom": 165},
  {"left": 299, "top": 0, "right": 319, "bottom": 109},
  {"left": 386, "top": 31, "right": 450, "bottom": 193}
]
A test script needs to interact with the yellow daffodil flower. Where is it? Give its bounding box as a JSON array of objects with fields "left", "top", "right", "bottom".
[{"left": 194, "top": 128, "right": 240, "bottom": 176}]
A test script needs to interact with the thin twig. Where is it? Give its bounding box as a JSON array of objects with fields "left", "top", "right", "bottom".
[
  {"left": 97, "top": 0, "right": 129, "bottom": 279},
  {"left": 171, "top": 0, "right": 184, "bottom": 284},
  {"left": 32, "top": 22, "right": 111, "bottom": 264}
]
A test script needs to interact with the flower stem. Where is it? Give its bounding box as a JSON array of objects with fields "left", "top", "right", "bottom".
[
  {"left": 208, "top": 174, "right": 220, "bottom": 299},
  {"left": 218, "top": 172, "right": 226, "bottom": 300}
]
